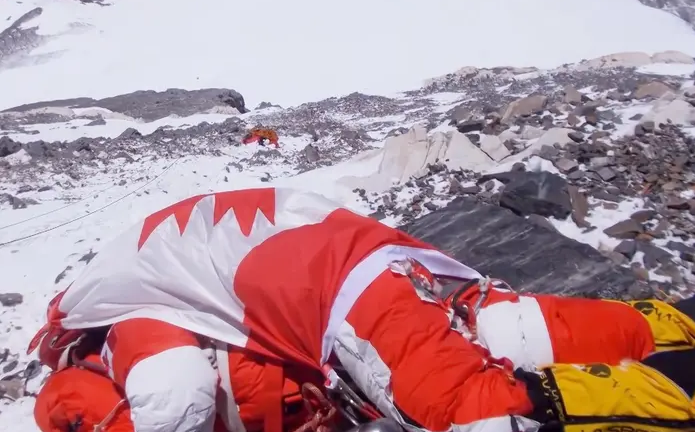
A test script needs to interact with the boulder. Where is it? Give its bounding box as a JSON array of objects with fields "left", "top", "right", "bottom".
[
  {"left": 651, "top": 51, "right": 695, "bottom": 64},
  {"left": 0, "top": 136, "right": 21, "bottom": 157},
  {"left": 501, "top": 95, "right": 548, "bottom": 122},
  {"left": 641, "top": 99, "right": 695, "bottom": 127},
  {"left": 479, "top": 170, "right": 572, "bottom": 219},
  {"left": 572, "top": 52, "right": 653, "bottom": 71},
  {"left": 400, "top": 198, "right": 640, "bottom": 298},
  {"left": 339, "top": 126, "right": 494, "bottom": 193},
  {"left": 479, "top": 135, "right": 510, "bottom": 161},
  {"left": 632, "top": 81, "right": 675, "bottom": 100},
  {"left": 513, "top": 128, "right": 577, "bottom": 160},
  {"left": 2, "top": 88, "right": 248, "bottom": 121},
  {"left": 562, "top": 86, "right": 583, "bottom": 104}
]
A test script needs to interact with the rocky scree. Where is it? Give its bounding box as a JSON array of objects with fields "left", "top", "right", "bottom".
[
  {"left": 356, "top": 67, "right": 695, "bottom": 298},
  {"left": 638, "top": 0, "right": 695, "bottom": 30},
  {"left": 0, "top": 7, "right": 44, "bottom": 69},
  {"left": 4, "top": 55, "right": 691, "bottom": 187},
  {"left": 0, "top": 292, "right": 41, "bottom": 402},
  {"left": 3, "top": 55, "right": 695, "bottom": 296}
]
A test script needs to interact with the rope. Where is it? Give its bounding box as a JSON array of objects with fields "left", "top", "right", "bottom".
[
  {"left": 293, "top": 383, "right": 337, "bottom": 432},
  {"left": 93, "top": 399, "right": 127, "bottom": 432},
  {"left": 0, "top": 163, "right": 162, "bottom": 231},
  {"left": 0, "top": 158, "right": 182, "bottom": 247}
]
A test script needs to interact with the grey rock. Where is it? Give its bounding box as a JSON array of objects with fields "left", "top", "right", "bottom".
[
  {"left": 0, "top": 293, "right": 22, "bottom": 307},
  {"left": 23, "top": 360, "right": 41, "bottom": 381},
  {"left": 555, "top": 157, "right": 578, "bottom": 173},
  {"left": 666, "top": 198, "right": 690, "bottom": 210},
  {"left": 633, "top": 124, "right": 647, "bottom": 137},
  {"left": 3, "top": 88, "right": 248, "bottom": 121},
  {"left": 0, "top": 7, "right": 44, "bottom": 67},
  {"left": 568, "top": 185, "right": 590, "bottom": 228},
  {"left": 589, "top": 157, "right": 613, "bottom": 169},
  {"left": 302, "top": 144, "right": 320, "bottom": 163},
  {"left": 637, "top": 242, "right": 673, "bottom": 269},
  {"left": 0, "top": 193, "right": 37, "bottom": 209},
  {"left": 118, "top": 127, "right": 142, "bottom": 139},
  {"left": 460, "top": 185, "right": 481, "bottom": 194},
  {"left": 603, "top": 219, "right": 644, "bottom": 239},
  {"left": 450, "top": 104, "right": 473, "bottom": 124},
  {"left": 567, "top": 170, "right": 586, "bottom": 181},
  {"left": 0, "top": 136, "right": 21, "bottom": 157},
  {"left": 562, "top": 86, "right": 583, "bottom": 104},
  {"left": 596, "top": 167, "right": 617, "bottom": 181},
  {"left": 255, "top": 101, "right": 279, "bottom": 110},
  {"left": 641, "top": 121, "right": 656, "bottom": 132},
  {"left": 78, "top": 250, "right": 98, "bottom": 264},
  {"left": 602, "top": 249, "right": 630, "bottom": 266},
  {"left": 54, "top": 265, "right": 73, "bottom": 284},
  {"left": 637, "top": 0, "right": 695, "bottom": 30},
  {"left": 0, "top": 379, "right": 25, "bottom": 401},
  {"left": 614, "top": 240, "right": 637, "bottom": 259},
  {"left": 85, "top": 117, "right": 106, "bottom": 126},
  {"left": 567, "top": 113, "right": 581, "bottom": 127},
  {"left": 527, "top": 214, "right": 558, "bottom": 232},
  {"left": 401, "top": 198, "right": 637, "bottom": 298},
  {"left": 592, "top": 191, "right": 621, "bottom": 203},
  {"left": 479, "top": 171, "right": 572, "bottom": 219},
  {"left": 568, "top": 131, "right": 584, "bottom": 143},
  {"left": 2, "top": 359, "right": 18, "bottom": 374},
  {"left": 665, "top": 240, "right": 695, "bottom": 254},
  {"left": 630, "top": 209, "right": 657, "bottom": 223},
  {"left": 456, "top": 119, "right": 485, "bottom": 134},
  {"left": 632, "top": 81, "right": 675, "bottom": 99},
  {"left": 501, "top": 95, "right": 548, "bottom": 122}
]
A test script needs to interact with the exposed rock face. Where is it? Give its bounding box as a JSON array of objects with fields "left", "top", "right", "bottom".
[
  {"left": 2, "top": 88, "right": 249, "bottom": 121},
  {"left": 400, "top": 198, "right": 642, "bottom": 299},
  {"left": 339, "top": 126, "right": 496, "bottom": 193},
  {"left": 2, "top": 50, "right": 695, "bottom": 294},
  {"left": 638, "top": 0, "right": 695, "bottom": 30},
  {"left": 479, "top": 171, "right": 572, "bottom": 219},
  {"left": 0, "top": 8, "right": 44, "bottom": 68}
]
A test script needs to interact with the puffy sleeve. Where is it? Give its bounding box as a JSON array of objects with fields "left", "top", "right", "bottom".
[{"left": 102, "top": 318, "right": 219, "bottom": 432}]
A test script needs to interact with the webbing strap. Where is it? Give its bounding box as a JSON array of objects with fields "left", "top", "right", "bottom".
[
  {"left": 215, "top": 342, "right": 247, "bottom": 432},
  {"left": 262, "top": 362, "right": 284, "bottom": 432}
]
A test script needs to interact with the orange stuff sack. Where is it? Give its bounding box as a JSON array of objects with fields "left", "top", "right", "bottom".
[
  {"left": 34, "top": 355, "right": 133, "bottom": 432},
  {"left": 242, "top": 128, "right": 279, "bottom": 146}
]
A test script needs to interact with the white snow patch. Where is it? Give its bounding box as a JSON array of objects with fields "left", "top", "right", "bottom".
[
  {"left": 636, "top": 63, "right": 695, "bottom": 77},
  {"left": 2, "top": 149, "right": 32, "bottom": 166},
  {"left": 7, "top": 112, "right": 241, "bottom": 143},
  {"left": 2, "top": 0, "right": 695, "bottom": 110},
  {"left": 550, "top": 197, "right": 646, "bottom": 251}
]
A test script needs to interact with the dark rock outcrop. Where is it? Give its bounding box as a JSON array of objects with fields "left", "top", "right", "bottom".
[
  {"left": 0, "top": 136, "right": 21, "bottom": 157},
  {"left": 400, "top": 198, "right": 642, "bottom": 299},
  {"left": 3, "top": 88, "right": 248, "bottom": 121},
  {"left": 638, "top": 0, "right": 695, "bottom": 30},
  {"left": 0, "top": 7, "right": 44, "bottom": 67},
  {"left": 478, "top": 170, "right": 572, "bottom": 219}
]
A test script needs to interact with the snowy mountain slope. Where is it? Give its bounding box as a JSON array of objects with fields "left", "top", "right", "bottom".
[
  {"left": 2, "top": 0, "right": 695, "bottom": 109},
  {"left": 1, "top": 0, "right": 695, "bottom": 428},
  {"left": 1, "top": 55, "right": 695, "bottom": 432},
  {"left": 638, "top": 0, "right": 695, "bottom": 29}
]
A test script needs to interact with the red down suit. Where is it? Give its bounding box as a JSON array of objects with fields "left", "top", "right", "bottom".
[{"left": 31, "top": 187, "right": 675, "bottom": 432}]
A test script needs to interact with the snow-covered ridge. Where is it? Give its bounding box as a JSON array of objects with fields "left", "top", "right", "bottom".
[
  {"left": 2, "top": 0, "right": 695, "bottom": 109},
  {"left": 638, "top": 0, "right": 695, "bottom": 30}
]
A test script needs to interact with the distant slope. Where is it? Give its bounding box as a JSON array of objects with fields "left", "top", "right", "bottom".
[
  {"left": 638, "top": 0, "right": 695, "bottom": 30},
  {"left": 1, "top": 0, "right": 695, "bottom": 110}
]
